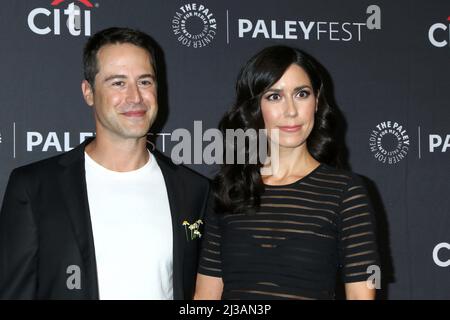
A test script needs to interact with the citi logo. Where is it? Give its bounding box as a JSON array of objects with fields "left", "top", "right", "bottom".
[
  {"left": 433, "top": 243, "right": 450, "bottom": 267},
  {"left": 28, "top": 0, "right": 95, "bottom": 36},
  {"left": 52, "top": 0, "right": 93, "bottom": 8},
  {"left": 428, "top": 16, "right": 450, "bottom": 48}
]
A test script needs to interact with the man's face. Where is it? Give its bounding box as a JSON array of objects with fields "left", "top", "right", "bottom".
[{"left": 82, "top": 43, "right": 158, "bottom": 142}]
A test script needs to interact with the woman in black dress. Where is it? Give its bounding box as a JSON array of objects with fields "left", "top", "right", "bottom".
[{"left": 195, "top": 46, "right": 380, "bottom": 300}]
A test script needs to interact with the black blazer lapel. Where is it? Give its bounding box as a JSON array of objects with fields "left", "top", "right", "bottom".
[
  {"left": 57, "top": 139, "right": 99, "bottom": 299},
  {"left": 153, "top": 149, "right": 186, "bottom": 300},
  {"left": 52, "top": 141, "right": 185, "bottom": 300}
]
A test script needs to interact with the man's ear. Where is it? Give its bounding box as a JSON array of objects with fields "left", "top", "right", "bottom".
[{"left": 81, "top": 80, "right": 94, "bottom": 107}]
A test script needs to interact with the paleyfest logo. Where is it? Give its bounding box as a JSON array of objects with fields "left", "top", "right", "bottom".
[
  {"left": 28, "top": 0, "right": 95, "bottom": 36},
  {"left": 238, "top": 5, "right": 381, "bottom": 42},
  {"left": 369, "top": 121, "right": 410, "bottom": 165},
  {"left": 24, "top": 122, "right": 280, "bottom": 175},
  {"left": 172, "top": 3, "right": 217, "bottom": 48}
]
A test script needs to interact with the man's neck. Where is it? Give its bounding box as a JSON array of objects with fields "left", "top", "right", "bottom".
[{"left": 85, "top": 136, "right": 149, "bottom": 172}]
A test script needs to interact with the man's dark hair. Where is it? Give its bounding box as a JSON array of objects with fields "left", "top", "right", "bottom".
[{"left": 83, "top": 27, "right": 157, "bottom": 88}]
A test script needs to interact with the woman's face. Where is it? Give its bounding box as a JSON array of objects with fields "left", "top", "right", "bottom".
[{"left": 260, "top": 63, "right": 317, "bottom": 150}]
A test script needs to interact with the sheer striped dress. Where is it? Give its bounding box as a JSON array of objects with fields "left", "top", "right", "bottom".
[{"left": 198, "top": 164, "right": 380, "bottom": 300}]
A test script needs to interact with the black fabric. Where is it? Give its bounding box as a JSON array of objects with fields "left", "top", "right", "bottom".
[
  {"left": 0, "top": 138, "right": 210, "bottom": 300},
  {"left": 198, "top": 164, "right": 380, "bottom": 300}
]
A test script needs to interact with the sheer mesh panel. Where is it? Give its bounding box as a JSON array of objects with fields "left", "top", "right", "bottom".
[{"left": 198, "top": 164, "right": 380, "bottom": 300}]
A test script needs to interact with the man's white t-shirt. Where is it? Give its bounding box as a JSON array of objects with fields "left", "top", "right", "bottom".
[{"left": 84, "top": 151, "right": 173, "bottom": 300}]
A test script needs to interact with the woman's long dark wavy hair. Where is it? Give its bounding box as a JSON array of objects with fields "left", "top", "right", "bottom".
[{"left": 213, "top": 45, "right": 341, "bottom": 215}]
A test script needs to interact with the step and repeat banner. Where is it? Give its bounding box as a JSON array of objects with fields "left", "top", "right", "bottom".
[{"left": 0, "top": 0, "right": 449, "bottom": 299}]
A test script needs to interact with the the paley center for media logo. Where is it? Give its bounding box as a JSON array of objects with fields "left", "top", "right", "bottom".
[
  {"left": 28, "top": 0, "right": 96, "bottom": 36},
  {"left": 172, "top": 3, "right": 217, "bottom": 48},
  {"left": 369, "top": 121, "right": 410, "bottom": 165}
]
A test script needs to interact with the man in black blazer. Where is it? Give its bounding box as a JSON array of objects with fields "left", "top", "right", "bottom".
[{"left": 0, "top": 27, "right": 209, "bottom": 299}]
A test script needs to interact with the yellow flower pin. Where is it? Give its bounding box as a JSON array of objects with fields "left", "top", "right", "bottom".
[{"left": 182, "top": 219, "right": 203, "bottom": 241}]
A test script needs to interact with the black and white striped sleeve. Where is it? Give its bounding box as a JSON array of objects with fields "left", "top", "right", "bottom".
[{"left": 338, "top": 174, "right": 380, "bottom": 283}]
